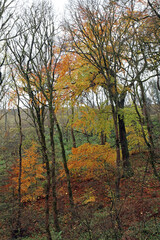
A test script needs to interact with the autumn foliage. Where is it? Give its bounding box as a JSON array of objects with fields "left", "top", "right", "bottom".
[
  {"left": 60, "top": 143, "right": 116, "bottom": 181},
  {"left": 11, "top": 142, "right": 45, "bottom": 202},
  {"left": 1, "top": 0, "right": 160, "bottom": 239}
]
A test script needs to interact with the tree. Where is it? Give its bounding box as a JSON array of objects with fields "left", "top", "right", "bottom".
[
  {"left": 0, "top": 0, "right": 17, "bottom": 104},
  {"left": 64, "top": 0, "right": 135, "bottom": 182},
  {"left": 122, "top": 2, "right": 160, "bottom": 180},
  {"left": 12, "top": 141, "right": 45, "bottom": 202},
  {"left": 62, "top": 142, "right": 116, "bottom": 181},
  {"left": 7, "top": 0, "right": 76, "bottom": 235},
  {"left": 7, "top": 1, "right": 60, "bottom": 237},
  {"left": 147, "top": 0, "right": 160, "bottom": 19},
  {"left": 11, "top": 71, "right": 23, "bottom": 238}
]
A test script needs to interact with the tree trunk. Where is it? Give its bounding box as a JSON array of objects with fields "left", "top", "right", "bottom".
[
  {"left": 41, "top": 138, "right": 52, "bottom": 240},
  {"left": 118, "top": 114, "right": 133, "bottom": 177},
  {"left": 16, "top": 105, "right": 23, "bottom": 237},
  {"left": 138, "top": 81, "right": 160, "bottom": 181},
  {"left": 4, "top": 102, "right": 8, "bottom": 132},
  {"left": 71, "top": 106, "right": 76, "bottom": 148},
  {"left": 71, "top": 127, "right": 76, "bottom": 148},
  {"left": 114, "top": 116, "right": 121, "bottom": 199},
  {"left": 54, "top": 113, "right": 75, "bottom": 211},
  {"left": 45, "top": 169, "right": 52, "bottom": 240},
  {"left": 12, "top": 74, "right": 23, "bottom": 238},
  {"left": 118, "top": 95, "right": 133, "bottom": 178},
  {"left": 100, "top": 131, "right": 105, "bottom": 145},
  {"left": 35, "top": 110, "right": 52, "bottom": 239},
  {"left": 140, "top": 81, "right": 154, "bottom": 149},
  {"left": 109, "top": 93, "right": 121, "bottom": 198},
  {"left": 49, "top": 106, "right": 60, "bottom": 233}
]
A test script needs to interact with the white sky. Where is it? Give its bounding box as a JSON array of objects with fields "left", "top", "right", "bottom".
[
  {"left": 54, "top": 0, "right": 68, "bottom": 15},
  {"left": 17, "top": 0, "right": 68, "bottom": 14},
  {"left": 14, "top": 0, "right": 69, "bottom": 27}
]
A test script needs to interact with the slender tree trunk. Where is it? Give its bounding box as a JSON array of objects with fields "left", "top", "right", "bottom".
[
  {"left": 109, "top": 92, "right": 121, "bottom": 198},
  {"left": 12, "top": 74, "right": 23, "bottom": 238},
  {"left": 16, "top": 104, "right": 23, "bottom": 237},
  {"left": 45, "top": 167, "right": 52, "bottom": 240},
  {"left": 134, "top": 99, "right": 160, "bottom": 181},
  {"left": 135, "top": 82, "right": 160, "bottom": 181},
  {"left": 54, "top": 113, "right": 74, "bottom": 211},
  {"left": 40, "top": 136, "right": 52, "bottom": 240},
  {"left": 35, "top": 110, "right": 52, "bottom": 240},
  {"left": 71, "top": 127, "right": 76, "bottom": 148},
  {"left": 4, "top": 101, "right": 8, "bottom": 132},
  {"left": 26, "top": 96, "right": 54, "bottom": 239},
  {"left": 65, "top": 127, "right": 69, "bottom": 142},
  {"left": 71, "top": 105, "right": 76, "bottom": 148},
  {"left": 113, "top": 114, "right": 121, "bottom": 199},
  {"left": 100, "top": 131, "right": 105, "bottom": 145},
  {"left": 49, "top": 105, "right": 60, "bottom": 233},
  {"left": 139, "top": 81, "right": 155, "bottom": 150},
  {"left": 118, "top": 96, "right": 133, "bottom": 177},
  {"left": 16, "top": 105, "right": 23, "bottom": 239}
]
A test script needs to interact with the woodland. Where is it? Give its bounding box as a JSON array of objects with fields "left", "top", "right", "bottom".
[{"left": 0, "top": 0, "right": 160, "bottom": 239}]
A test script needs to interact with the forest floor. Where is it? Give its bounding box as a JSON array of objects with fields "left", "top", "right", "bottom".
[
  {"left": 31, "top": 152, "right": 160, "bottom": 240},
  {"left": 1, "top": 151, "right": 160, "bottom": 240}
]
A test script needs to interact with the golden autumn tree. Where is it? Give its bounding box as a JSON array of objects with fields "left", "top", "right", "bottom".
[
  {"left": 55, "top": 49, "right": 113, "bottom": 144},
  {"left": 60, "top": 142, "right": 116, "bottom": 181},
  {"left": 12, "top": 142, "right": 45, "bottom": 202},
  {"left": 71, "top": 99, "right": 113, "bottom": 145},
  {"left": 63, "top": 0, "right": 136, "bottom": 181}
]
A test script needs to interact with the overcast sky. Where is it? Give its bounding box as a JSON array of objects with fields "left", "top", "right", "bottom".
[
  {"left": 54, "top": 0, "right": 68, "bottom": 14},
  {"left": 17, "top": 0, "right": 68, "bottom": 14}
]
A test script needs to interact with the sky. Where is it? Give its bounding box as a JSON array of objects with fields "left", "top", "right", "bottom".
[
  {"left": 17, "top": 0, "right": 68, "bottom": 14},
  {"left": 14, "top": 0, "right": 69, "bottom": 28},
  {"left": 54, "top": 0, "right": 68, "bottom": 15}
]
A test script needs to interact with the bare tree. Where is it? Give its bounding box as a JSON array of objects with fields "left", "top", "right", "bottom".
[
  {"left": 122, "top": 7, "right": 160, "bottom": 181},
  {"left": 148, "top": 0, "right": 160, "bottom": 19},
  {"left": 7, "top": 2, "right": 59, "bottom": 238},
  {"left": 7, "top": 0, "right": 75, "bottom": 236},
  {"left": 10, "top": 70, "right": 23, "bottom": 238},
  {"left": 0, "top": 0, "right": 21, "bottom": 135}
]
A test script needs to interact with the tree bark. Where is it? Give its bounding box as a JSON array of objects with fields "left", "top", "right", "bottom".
[
  {"left": 71, "top": 127, "right": 76, "bottom": 148},
  {"left": 71, "top": 106, "right": 76, "bottom": 148},
  {"left": 39, "top": 123, "right": 52, "bottom": 240},
  {"left": 30, "top": 106, "right": 52, "bottom": 240},
  {"left": 49, "top": 105, "right": 60, "bottom": 233},
  {"left": 109, "top": 92, "right": 121, "bottom": 198},
  {"left": 138, "top": 81, "right": 160, "bottom": 181},
  {"left": 16, "top": 102, "right": 23, "bottom": 237},
  {"left": 118, "top": 96, "right": 133, "bottom": 177},
  {"left": 100, "top": 131, "right": 105, "bottom": 145},
  {"left": 12, "top": 73, "right": 23, "bottom": 238},
  {"left": 54, "top": 113, "right": 75, "bottom": 211}
]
